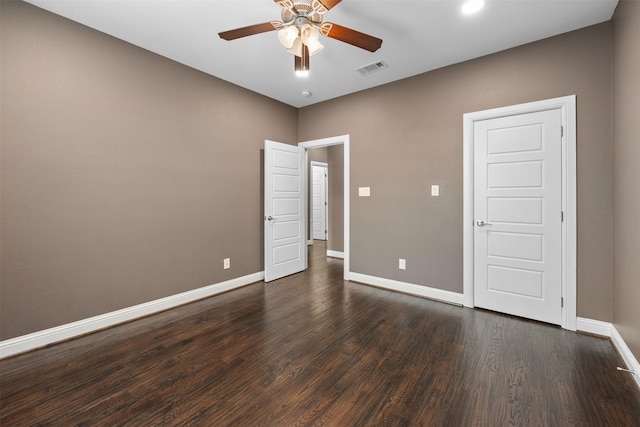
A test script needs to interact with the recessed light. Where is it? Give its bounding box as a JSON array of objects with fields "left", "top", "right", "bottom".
[
  {"left": 461, "top": 0, "right": 485, "bottom": 15},
  {"left": 301, "top": 90, "right": 312, "bottom": 97}
]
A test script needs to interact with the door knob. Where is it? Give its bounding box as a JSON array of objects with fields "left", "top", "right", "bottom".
[{"left": 476, "top": 220, "right": 492, "bottom": 226}]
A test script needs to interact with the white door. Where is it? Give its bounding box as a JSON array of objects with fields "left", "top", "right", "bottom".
[
  {"left": 312, "top": 164, "right": 328, "bottom": 241},
  {"left": 264, "top": 140, "right": 306, "bottom": 282},
  {"left": 474, "top": 109, "right": 562, "bottom": 325}
]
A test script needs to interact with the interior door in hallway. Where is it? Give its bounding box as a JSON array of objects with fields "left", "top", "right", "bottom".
[
  {"left": 312, "top": 163, "right": 328, "bottom": 241},
  {"left": 264, "top": 140, "right": 306, "bottom": 282},
  {"left": 473, "top": 109, "right": 563, "bottom": 325}
]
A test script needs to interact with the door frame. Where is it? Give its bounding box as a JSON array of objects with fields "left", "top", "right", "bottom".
[
  {"left": 299, "top": 135, "right": 350, "bottom": 281},
  {"left": 462, "top": 96, "right": 577, "bottom": 330},
  {"left": 310, "top": 161, "right": 328, "bottom": 242}
]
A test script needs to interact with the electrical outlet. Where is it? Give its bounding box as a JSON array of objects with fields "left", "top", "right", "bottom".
[
  {"left": 359, "top": 187, "right": 371, "bottom": 197},
  {"left": 223, "top": 258, "right": 230, "bottom": 269},
  {"left": 399, "top": 258, "right": 406, "bottom": 270}
]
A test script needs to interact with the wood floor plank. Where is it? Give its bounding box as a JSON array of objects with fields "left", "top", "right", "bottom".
[{"left": 1, "top": 241, "right": 639, "bottom": 425}]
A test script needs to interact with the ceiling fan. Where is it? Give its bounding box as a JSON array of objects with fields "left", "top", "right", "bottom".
[{"left": 218, "top": 0, "right": 383, "bottom": 75}]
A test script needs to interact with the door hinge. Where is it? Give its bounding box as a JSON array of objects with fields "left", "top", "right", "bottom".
[
  {"left": 561, "top": 126, "right": 564, "bottom": 138},
  {"left": 561, "top": 297, "right": 564, "bottom": 308},
  {"left": 561, "top": 211, "right": 564, "bottom": 222},
  {"left": 325, "top": 202, "right": 328, "bottom": 206}
]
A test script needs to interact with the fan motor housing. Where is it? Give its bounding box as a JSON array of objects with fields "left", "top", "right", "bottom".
[{"left": 282, "top": 1, "right": 323, "bottom": 25}]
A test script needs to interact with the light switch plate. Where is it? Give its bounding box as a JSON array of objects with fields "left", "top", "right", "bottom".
[
  {"left": 431, "top": 185, "right": 440, "bottom": 196},
  {"left": 359, "top": 187, "right": 371, "bottom": 197}
]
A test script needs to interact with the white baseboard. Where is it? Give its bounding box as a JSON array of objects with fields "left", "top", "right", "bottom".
[
  {"left": 611, "top": 325, "right": 640, "bottom": 390},
  {"left": 327, "top": 250, "right": 344, "bottom": 259},
  {"left": 349, "top": 272, "right": 464, "bottom": 306},
  {"left": 576, "top": 317, "right": 613, "bottom": 337},
  {"left": 577, "top": 317, "right": 640, "bottom": 390},
  {"left": 0, "top": 272, "right": 264, "bottom": 359}
]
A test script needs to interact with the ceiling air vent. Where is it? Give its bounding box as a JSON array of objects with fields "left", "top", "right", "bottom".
[{"left": 355, "top": 61, "right": 388, "bottom": 76}]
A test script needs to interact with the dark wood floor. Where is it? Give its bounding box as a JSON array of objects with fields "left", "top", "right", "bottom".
[{"left": 2, "top": 241, "right": 639, "bottom": 426}]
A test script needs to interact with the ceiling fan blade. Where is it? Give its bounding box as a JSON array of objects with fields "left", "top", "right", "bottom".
[
  {"left": 320, "top": 23, "right": 382, "bottom": 52},
  {"left": 313, "top": 0, "right": 342, "bottom": 13},
  {"left": 218, "top": 22, "right": 278, "bottom": 41}
]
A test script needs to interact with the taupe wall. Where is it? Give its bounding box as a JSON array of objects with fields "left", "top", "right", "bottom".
[
  {"left": 327, "top": 145, "right": 344, "bottom": 253},
  {"left": 0, "top": 0, "right": 297, "bottom": 340},
  {"left": 299, "top": 23, "right": 614, "bottom": 321},
  {"left": 612, "top": 1, "right": 640, "bottom": 360}
]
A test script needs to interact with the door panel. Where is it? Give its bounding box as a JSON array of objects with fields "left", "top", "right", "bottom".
[
  {"left": 488, "top": 161, "right": 543, "bottom": 188},
  {"left": 474, "top": 109, "right": 562, "bottom": 325},
  {"left": 487, "top": 266, "right": 543, "bottom": 297},
  {"left": 488, "top": 232, "right": 543, "bottom": 261},
  {"left": 487, "top": 198, "right": 543, "bottom": 224},
  {"left": 264, "top": 140, "right": 306, "bottom": 282}
]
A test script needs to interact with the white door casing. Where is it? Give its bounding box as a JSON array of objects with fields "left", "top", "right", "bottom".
[
  {"left": 312, "top": 163, "right": 328, "bottom": 241},
  {"left": 474, "top": 109, "right": 562, "bottom": 325},
  {"left": 264, "top": 140, "right": 306, "bottom": 282},
  {"left": 463, "top": 96, "right": 577, "bottom": 330},
  {"left": 299, "top": 135, "right": 350, "bottom": 281}
]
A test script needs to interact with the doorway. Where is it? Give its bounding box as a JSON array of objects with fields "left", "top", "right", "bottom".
[
  {"left": 463, "top": 96, "right": 577, "bottom": 330},
  {"left": 300, "top": 135, "right": 350, "bottom": 281}
]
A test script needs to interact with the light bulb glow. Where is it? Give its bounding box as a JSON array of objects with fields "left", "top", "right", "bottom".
[{"left": 461, "top": 0, "right": 484, "bottom": 15}]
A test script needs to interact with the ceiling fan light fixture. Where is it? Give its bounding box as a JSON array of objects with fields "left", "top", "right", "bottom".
[
  {"left": 287, "top": 38, "right": 303, "bottom": 56},
  {"left": 300, "top": 24, "right": 319, "bottom": 45},
  {"left": 278, "top": 26, "right": 298, "bottom": 48},
  {"left": 300, "top": 24, "right": 323, "bottom": 55},
  {"left": 306, "top": 39, "right": 324, "bottom": 56}
]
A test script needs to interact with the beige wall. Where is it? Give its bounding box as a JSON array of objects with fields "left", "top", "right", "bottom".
[
  {"left": 612, "top": 1, "right": 640, "bottom": 360},
  {"left": 327, "top": 145, "right": 344, "bottom": 253},
  {"left": 299, "top": 23, "right": 614, "bottom": 321},
  {"left": 0, "top": 0, "right": 297, "bottom": 340}
]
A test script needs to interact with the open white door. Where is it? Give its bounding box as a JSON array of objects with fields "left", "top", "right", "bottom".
[{"left": 264, "top": 140, "right": 306, "bottom": 282}]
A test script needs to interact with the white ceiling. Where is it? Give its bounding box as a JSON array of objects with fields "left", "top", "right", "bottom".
[{"left": 24, "top": 0, "right": 618, "bottom": 108}]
